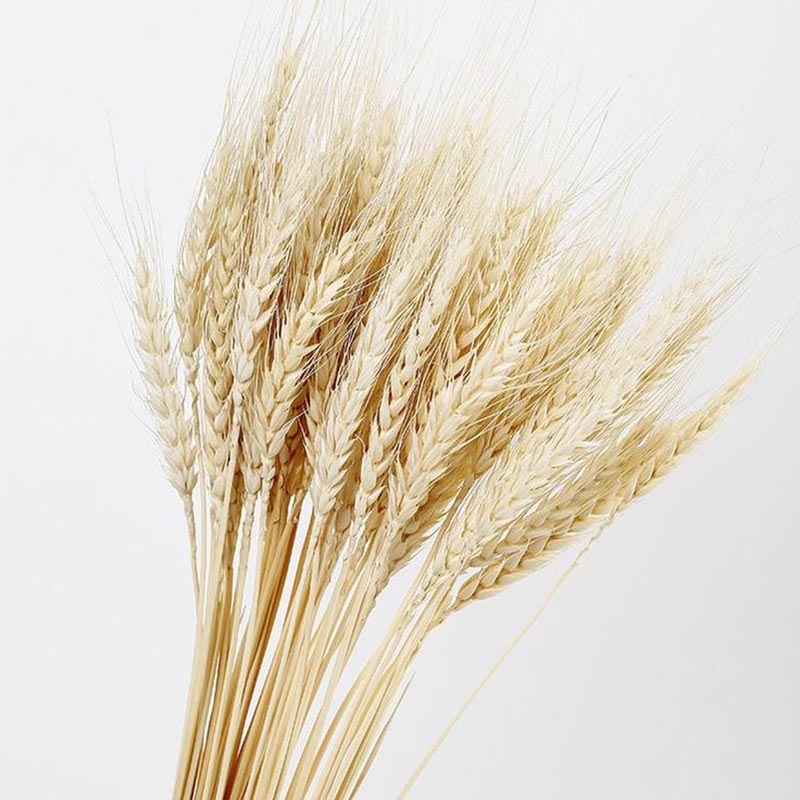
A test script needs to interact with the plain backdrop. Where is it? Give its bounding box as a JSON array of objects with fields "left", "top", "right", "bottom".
[{"left": 1, "top": 1, "right": 798, "bottom": 798}]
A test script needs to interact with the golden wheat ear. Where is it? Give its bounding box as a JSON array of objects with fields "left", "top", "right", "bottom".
[{"left": 125, "top": 7, "right": 759, "bottom": 800}]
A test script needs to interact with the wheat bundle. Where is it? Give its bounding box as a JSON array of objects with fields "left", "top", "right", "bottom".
[{"left": 128, "top": 7, "right": 751, "bottom": 799}]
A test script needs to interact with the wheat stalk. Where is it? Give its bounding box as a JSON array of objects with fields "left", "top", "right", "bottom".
[{"left": 124, "top": 8, "right": 757, "bottom": 799}]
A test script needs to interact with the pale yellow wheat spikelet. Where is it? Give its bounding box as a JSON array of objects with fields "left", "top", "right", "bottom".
[
  {"left": 453, "top": 370, "right": 751, "bottom": 609},
  {"left": 131, "top": 247, "right": 199, "bottom": 604}
]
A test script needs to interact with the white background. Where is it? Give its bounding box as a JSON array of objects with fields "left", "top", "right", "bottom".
[{"left": 1, "top": 1, "right": 798, "bottom": 798}]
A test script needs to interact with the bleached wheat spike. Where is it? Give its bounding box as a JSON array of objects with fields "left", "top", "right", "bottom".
[
  {"left": 131, "top": 246, "right": 200, "bottom": 608},
  {"left": 308, "top": 211, "right": 443, "bottom": 527},
  {"left": 132, "top": 252, "right": 196, "bottom": 491},
  {"left": 346, "top": 233, "right": 471, "bottom": 555},
  {"left": 123, "top": 7, "right": 760, "bottom": 800},
  {"left": 452, "top": 371, "right": 751, "bottom": 609}
]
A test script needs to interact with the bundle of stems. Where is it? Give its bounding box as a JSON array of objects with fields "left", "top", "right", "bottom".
[{"left": 129, "top": 8, "right": 750, "bottom": 800}]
